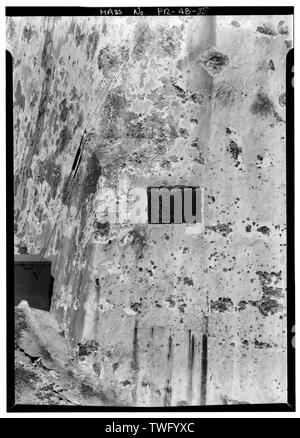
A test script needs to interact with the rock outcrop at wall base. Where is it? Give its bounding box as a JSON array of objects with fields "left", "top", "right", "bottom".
[{"left": 15, "top": 301, "right": 130, "bottom": 406}]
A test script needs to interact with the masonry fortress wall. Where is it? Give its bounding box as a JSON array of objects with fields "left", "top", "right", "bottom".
[{"left": 9, "top": 15, "right": 292, "bottom": 406}]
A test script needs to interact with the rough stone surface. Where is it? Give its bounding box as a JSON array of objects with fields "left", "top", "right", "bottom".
[
  {"left": 9, "top": 14, "right": 292, "bottom": 406},
  {"left": 15, "top": 301, "right": 129, "bottom": 406}
]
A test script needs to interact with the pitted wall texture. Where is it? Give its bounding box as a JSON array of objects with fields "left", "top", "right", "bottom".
[{"left": 9, "top": 15, "right": 292, "bottom": 406}]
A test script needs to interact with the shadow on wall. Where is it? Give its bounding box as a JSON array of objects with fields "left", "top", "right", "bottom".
[{"left": 48, "top": 275, "right": 54, "bottom": 310}]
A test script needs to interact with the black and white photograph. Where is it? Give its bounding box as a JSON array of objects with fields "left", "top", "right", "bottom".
[{"left": 4, "top": 4, "right": 295, "bottom": 415}]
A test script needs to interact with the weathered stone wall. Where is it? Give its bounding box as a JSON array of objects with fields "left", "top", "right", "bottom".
[{"left": 9, "top": 14, "right": 292, "bottom": 406}]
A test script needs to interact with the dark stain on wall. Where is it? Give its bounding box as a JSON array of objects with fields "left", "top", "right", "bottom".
[
  {"left": 128, "top": 226, "right": 147, "bottom": 258},
  {"left": 132, "top": 320, "right": 139, "bottom": 371},
  {"left": 256, "top": 24, "right": 277, "bottom": 37},
  {"left": 200, "top": 314, "right": 208, "bottom": 405},
  {"left": 187, "top": 330, "right": 195, "bottom": 402},
  {"left": 104, "top": 87, "right": 127, "bottom": 121},
  {"left": 97, "top": 47, "right": 119, "bottom": 74},
  {"left": 164, "top": 334, "right": 173, "bottom": 407},
  {"left": 86, "top": 27, "right": 99, "bottom": 60},
  {"left": 56, "top": 126, "right": 72, "bottom": 154},
  {"left": 257, "top": 225, "right": 271, "bottom": 236},
  {"left": 18, "top": 30, "right": 54, "bottom": 200},
  {"left": 200, "top": 49, "right": 229, "bottom": 75},
  {"left": 250, "top": 92, "right": 274, "bottom": 117},
  {"left": 256, "top": 270, "right": 283, "bottom": 297},
  {"left": 237, "top": 270, "right": 284, "bottom": 317},
  {"left": 78, "top": 339, "right": 99, "bottom": 357},
  {"left": 23, "top": 24, "right": 34, "bottom": 43},
  {"left": 59, "top": 98, "right": 69, "bottom": 122},
  {"left": 210, "top": 297, "right": 234, "bottom": 312},
  {"left": 93, "top": 220, "right": 110, "bottom": 238},
  {"left": 15, "top": 80, "right": 25, "bottom": 111},
  {"left": 75, "top": 25, "right": 85, "bottom": 46},
  {"left": 128, "top": 112, "right": 178, "bottom": 145},
  {"left": 206, "top": 223, "right": 233, "bottom": 237},
  {"left": 35, "top": 156, "right": 62, "bottom": 199},
  {"left": 132, "top": 319, "right": 139, "bottom": 404},
  {"left": 79, "top": 151, "right": 102, "bottom": 236},
  {"left": 253, "top": 298, "right": 283, "bottom": 316},
  {"left": 227, "top": 140, "right": 242, "bottom": 165}
]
